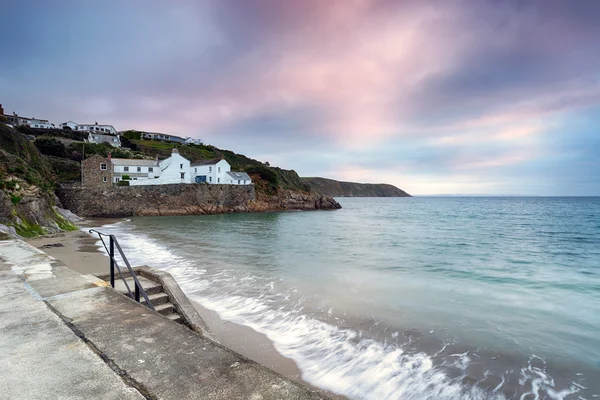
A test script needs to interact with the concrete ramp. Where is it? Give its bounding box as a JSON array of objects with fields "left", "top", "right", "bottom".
[{"left": 0, "top": 240, "right": 329, "bottom": 400}]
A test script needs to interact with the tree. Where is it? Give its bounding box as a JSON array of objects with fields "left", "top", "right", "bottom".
[{"left": 34, "top": 137, "right": 67, "bottom": 158}]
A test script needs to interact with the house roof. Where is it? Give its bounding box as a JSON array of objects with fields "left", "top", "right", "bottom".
[
  {"left": 110, "top": 158, "right": 158, "bottom": 167},
  {"left": 226, "top": 171, "right": 251, "bottom": 180},
  {"left": 141, "top": 131, "right": 184, "bottom": 139},
  {"left": 191, "top": 158, "right": 225, "bottom": 166},
  {"left": 90, "top": 134, "right": 120, "bottom": 145}
]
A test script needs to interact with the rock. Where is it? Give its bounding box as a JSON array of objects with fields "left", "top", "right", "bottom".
[
  {"left": 40, "top": 243, "right": 65, "bottom": 249},
  {"left": 53, "top": 206, "right": 84, "bottom": 223},
  {"left": 57, "top": 184, "right": 342, "bottom": 218}
]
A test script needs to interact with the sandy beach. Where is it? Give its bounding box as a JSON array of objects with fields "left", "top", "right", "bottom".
[
  {"left": 25, "top": 220, "right": 332, "bottom": 396},
  {"left": 26, "top": 225, "right": 110, "bottom": 275}
]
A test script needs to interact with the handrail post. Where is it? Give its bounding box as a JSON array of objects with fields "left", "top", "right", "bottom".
[
  {"left": 135, "top": 283, "right": 140, "bottom": 302},
  {"left": 109, "top": 237, "right": 115, "bottom": 288}
]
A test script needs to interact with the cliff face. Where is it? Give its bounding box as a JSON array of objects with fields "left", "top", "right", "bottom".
[
  {"left": 0, "top": 124, "right": 77, "bottom": 238},
  {"left": 56, "top": 184, "right": 340, "bottom": 218},
  {"left": 303, "top": 177, "right": 411, "bottom": 197}
]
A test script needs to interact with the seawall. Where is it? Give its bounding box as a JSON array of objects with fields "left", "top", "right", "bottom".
[{"left": 56, "top": 184, "right": 340, "bottom": 218}]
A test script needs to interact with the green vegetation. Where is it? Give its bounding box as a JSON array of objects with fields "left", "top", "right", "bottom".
[
  {"left": 53, "top": 210, "right": 77, "bottom": 232},
  {"left": 121, "top": 174, "right": 130, "bottom": 181},
  {"left": 116, "top": 180, "right": 130, "bottom": 186},
  {"left": 17, "top": 125, "right": 87, "bottom": 141},
  {"left": 121, "top": 130, "right": 142, "bottom": 140},
  {"left": 13, "top": 220, "right": 45, "bottom": 238},
  {"left": 0, "top": 123, "right": 55, "bottom": 191},
  {"left": 34, "top": 137, "right": 68, "bottom": 158},
  {"left": 10, "top": 195, "right": 21, "bottom": 205}
]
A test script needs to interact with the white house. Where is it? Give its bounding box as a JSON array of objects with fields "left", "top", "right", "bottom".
[
  {"left": 111, "top": 158, "right": 160, "bottom": 184},
  {"left": 88, "top": 132, "right": 122, "bottom": 147},
  {"left": 139, "top": 131, "right": 186, "bottom": 144},
  {"left": 25, "top": 118, "right": 55, "bottom": 129},
  {"left": 191, "top": 159, "right": 231, "bottom": 184},
  {"left": 225, "top": 171, "right": 252, "bottom": 185},
  {"left": 119, "top": 148, "right": 192, "bottom": 186},
  {"left": 59, "top": 121, "right": 79, "bottom": 130},
  {"left": 60, "top": 121, "right": 118, "bottom": 135},
  {"left": 103, "top": 149, "right": 251, "bottom": 186},
  {"left": 185, "top": 137, "right": 203, "bottom": 145}
]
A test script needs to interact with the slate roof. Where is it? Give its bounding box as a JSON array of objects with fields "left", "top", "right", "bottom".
[
  {"left": 110, "top": 158, "right": 159, "bottom": 167},
  {"left": 191, "top": 158, "right": 224, "bottom": 166},
  {"left": 226, "top": 171, "right": 251, "bottom": 181},
  {"left": 89, "top": 133, "right": 120, "bottom": 144}
]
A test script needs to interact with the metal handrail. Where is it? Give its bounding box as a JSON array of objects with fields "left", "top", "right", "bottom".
[{"left": 89, "top": 229, "right": 155, "bottom": 311}]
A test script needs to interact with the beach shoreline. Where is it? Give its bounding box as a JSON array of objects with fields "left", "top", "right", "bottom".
[{"left": 25, "top": 220, "right": 336, "bottom": 398}]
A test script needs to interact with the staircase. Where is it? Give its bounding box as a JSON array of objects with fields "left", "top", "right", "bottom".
[{"left": 112, "top": 271, "right": 183, "bottom": 324}]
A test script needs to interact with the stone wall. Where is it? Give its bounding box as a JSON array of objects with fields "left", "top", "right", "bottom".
[
  {"left": 82, "top": 154, "right": 112, "bottom": 187},
  {"left": 56, "top": 184, "right": 340, "bottom": 217}
]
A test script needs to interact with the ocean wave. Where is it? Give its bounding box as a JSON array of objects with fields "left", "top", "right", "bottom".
[{"left": 95, "top": 222, "right": 584, "bottom": 400}]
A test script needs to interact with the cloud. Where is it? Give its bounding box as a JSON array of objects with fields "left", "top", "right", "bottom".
[{"left": 1, "top": 0, "right": 599, "bottom": 194}]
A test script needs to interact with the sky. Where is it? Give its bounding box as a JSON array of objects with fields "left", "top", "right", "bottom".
[{"left": 1, "top": 0, "right": 599, "bottom": 195}]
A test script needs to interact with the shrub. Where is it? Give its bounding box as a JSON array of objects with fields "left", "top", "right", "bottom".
[
  {"left": 34, "top": 137, "right": 67, "bottom": 158},
  {"left": 10, "top": 195, "right": 21, "bottom": 205},
  {"left": 121, "top": 130, "right": 142, "bottom": 140},
  {"left": 116, "top": 180, "right": 130, "bottom": 186},
  {"left": 121, "top": 174, "right": 130, "bottom": 181}
]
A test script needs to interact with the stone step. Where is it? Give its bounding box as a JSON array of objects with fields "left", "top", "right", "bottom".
[
  {"left": 154, "top": 302, "right": 175, "bottom": 316},
  {"left": 166, "top": 313, "right": 183, "bottom": 323},
  {"left": 140, "top": 292, "right": 170, "bottom": 307},
  {"left": 113, "top": 276, "right": 162, "bottom": 296}
]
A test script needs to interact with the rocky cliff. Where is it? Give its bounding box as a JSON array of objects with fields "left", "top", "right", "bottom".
[
  {"left": 0, "top": 124, "right": 78, "bottom": 238},
  {"left": 56, "top": 184, "right": 340, "bottom": 218},
  {"left": 303, "top": 177, "right": 411, "bottom": 197}
]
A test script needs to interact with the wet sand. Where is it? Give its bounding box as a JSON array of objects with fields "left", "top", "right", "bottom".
[
  {"left": 26, "top": 228, "right": 108, "bottom": 275},
  {"left": 25, "top": 220, "right": 337, "bottom": 398}
]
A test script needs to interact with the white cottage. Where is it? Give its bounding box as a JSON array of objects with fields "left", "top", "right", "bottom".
[
  {"left": 111, "top": 158, "right": 160, "bottom": 184},
  {"left": 152, "top": 148, "right": 192, "bottom": 185},
  {"left": 106, "top": 149, "right": 250, "bottom": 186},
  {"left": 60, "top": 121, "right": 118, "bottom": 135},
  {"left": 191, "top": 159, "right": 229, "bottom": 184}
]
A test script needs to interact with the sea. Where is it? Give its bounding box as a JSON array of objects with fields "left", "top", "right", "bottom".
[{"left": 92, "top": 197, "right": 600, "bottom": 399}]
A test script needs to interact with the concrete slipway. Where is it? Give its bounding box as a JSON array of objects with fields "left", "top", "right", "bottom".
[{"left": 0, "top": 240, "right": 329, "bottom": 400}]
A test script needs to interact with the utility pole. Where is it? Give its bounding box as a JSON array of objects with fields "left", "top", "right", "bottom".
[{"left": 81, "top": 143, "right": 84, "bottom": 187}]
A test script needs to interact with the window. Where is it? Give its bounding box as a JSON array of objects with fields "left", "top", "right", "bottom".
[
  {"left": 180, "top": 164, "right": 183, "bottom": 169},
  {"left": 100, "top": 163, "right": 107, "bottom": 170},
  {"left": 217, "top": 178, "right": 220, "bottom": 183},
  {"left": 103, "top": 177, "right": 107, "bottom": 183},
  {"left": 209, "top": 167, "right": 212, "bottom": 172},
  {"left": 209, "top": 177, "right": 212, "bottom": 182},
  {"left": 194, "top": 168, "right": 197, "bottom": 173},
  {"left": 149, "top": 167, "right": 153, "bottom": 172},
  {"left": 124, "top": 167, "right": 129, "bottom": 172},
  {"left": 238, "top": 180, "right": 241, "bottom": 184},
  {"left": 115, "top": 177, "right": 120, "bottom": 182},
  {"left": 180, "top": 172, "right": 185, "bottom": 179},
  {"left": 218, "top": 167, "right": 221, "bottom": 172},
  {"left": 137, "top": 167, "right": 141, "bottom": 172}
]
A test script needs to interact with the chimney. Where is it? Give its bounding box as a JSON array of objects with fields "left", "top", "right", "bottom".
[
  {"left": 107, "top": 152, "right": 112, "bottom": 161},
  {"left": 0, "top": 104, "right": 4, "bottom": 115}
]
